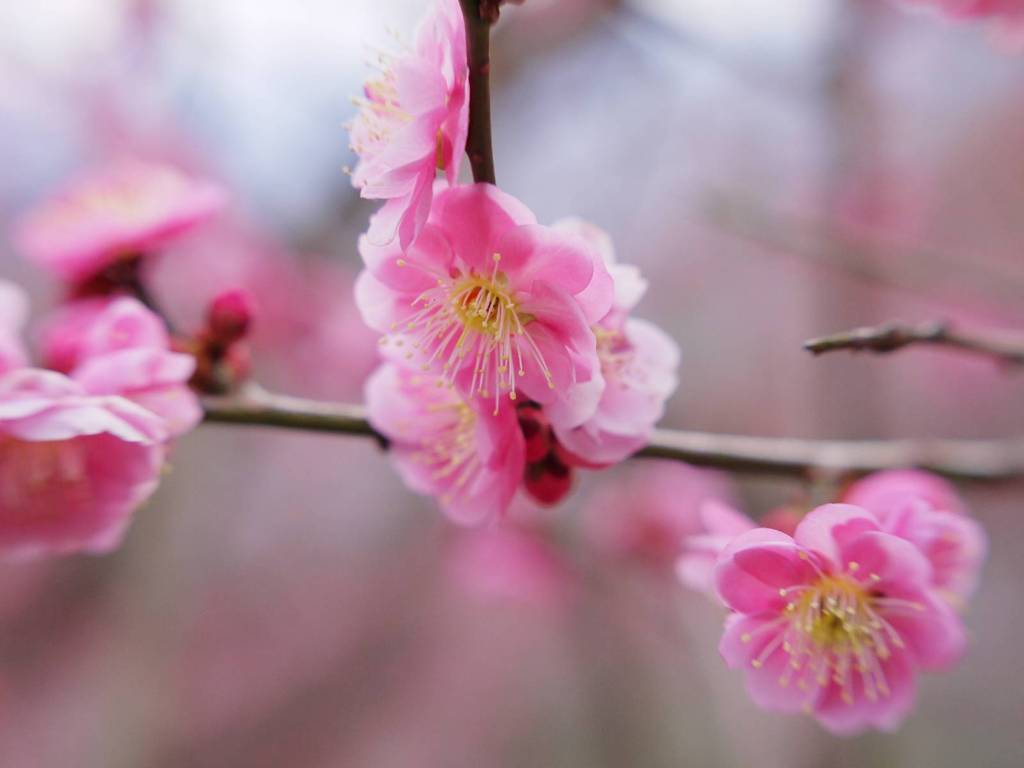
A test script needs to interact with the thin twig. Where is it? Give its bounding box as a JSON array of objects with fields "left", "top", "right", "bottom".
[
  {"left": 459, "top": 0, "right": 497, "bottom": 184},
  {"left": 201, "top": 389, "right": 1024, "bottom": 483},
  {"left": 804, "top": 321, "right": 1024, "bottom": 367}
]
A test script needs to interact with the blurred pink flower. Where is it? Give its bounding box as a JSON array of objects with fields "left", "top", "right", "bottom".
[
  {"left": 0, "top": 368, "right": 166, "bottom": 557},
  {"left": 845, "top": 470, "right": 987, "bottom": 605},
  {"left": 715, "top": 504, "right": 967, "bottom": 735},
  {"left": 903, "top": 0, "right": 1024, "bottom": 44},
  {"left": 582, "top": 461, "right": 735, "bottom": 569},
  {"left": 42, "top": 297, "right": 200, "bottom": 437},
  {"left": 0, "top": 281, "right": 30, "bottom": 376},
  {"left": 349, "top": 0, "right": 469, "bottom": 248},
  {"left": 677, "top": 499, "right": 756, "bottom": 596},
  {"left": 16, "top": 160, "right": 225, "bottom": 284},
  {"left": 356, "top": 184, "right": 613, "bottom": 418},
  {"left": 365, "top": 361, "right": 525, "bottom": 523},
  {"left": 547, "top": 219, "right": 678, "bottom": 466},
  {"left": 449, "top": 524, "right": 575, "bottom": 608}
]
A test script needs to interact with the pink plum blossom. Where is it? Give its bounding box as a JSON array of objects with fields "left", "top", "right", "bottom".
[
  {"left": 715, "top": 504, "right": 967, "bottom": 735},
  {"left": 348, "top": 0, "right": 469, "bottom": 248},
  {"left": 546, "top": 219, "right": 678, "bottom": 466},
  {"left": 16, "top": 160, "right": 225, "bottom": 284},
  {"left": 356, "top": 184, "right": 613, "bottom": 418},
  {"left": 43, "top": 298, "right": 200, "bottom": 437},
  {"left": 0, "top": 368, "right": 167, "bottom": 557},
  {"left": 844, "top": 470, "right": 987, "bottom": 606},
  {"left": 0, "top": 281, "right": 29, "bottom": 376},
  {"left": 364, "top": 360, "right": 525, "bottom": 524}
]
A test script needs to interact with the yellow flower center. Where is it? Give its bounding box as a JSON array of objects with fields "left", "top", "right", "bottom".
[{"left": 741, "top": 560, "right": 925, "bottom": 707}]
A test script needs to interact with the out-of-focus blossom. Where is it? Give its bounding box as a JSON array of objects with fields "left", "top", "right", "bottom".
[
  {"left": 0, "top": 281, "right": 30, "bottom": 376},
  {"left": 677, "top": 500, "right": 756, "bottom": 595},
  {"left": 357, "top": 184, "right": 613, "bottom": 419},
  {"left": 844, "top": 470, "right": 987, "bottom": 605},
  {"left": 365, "top": 361, "right": 525, "bottom": 523},
  {"left": 349, "top": 0, "right": 469, "bottom": 248},
  {"left": 45, "top": 298, "right": 200, "bottom": 437},
  {"left": 0, "top": 369, "right": 166, "bottom": 557},
  {"left": 902, "top": 0, "right": 1024, "bottom": 44},
  {"left": 16, "top": 160, "right": 225, "bottom": 285},
  {"left": 547, "top": 219, "right": 678, "bottom": 466},
  {"left": 582, "top": 461, "right": 735, "bottom": 569},
  {"left": 715, "top": 504, "right": 967, "bottom": 735},
  {"left": 449, "top": 524, "right": 575, "bottom": 608}
]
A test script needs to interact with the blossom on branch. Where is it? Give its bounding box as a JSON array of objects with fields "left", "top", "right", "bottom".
[
  {"left": 365, "top": 360, "right": 525, "bottom": 524},
  {"left": 356, "top": 184, "right": 613, "bottom": 420},
  {"left": 348, "top": 0, "right": 469, "bottom": 248},
  {"left": 55, "top": 298, "right": 201, "bottom": 437},
  {"left": 715, "top": 504, "right": 967, "bottom": 735},
  {"left": 844, "top": 470, "right": 987, "bottom": 606},
  {"left": 16, "top": 160, "right": 225, "bottom": 288},
  {"left": 0, "top": 368, "right": 166, "bottom": 558},
  {"left": 546, "top": 219, "right": 679, "bottom": 466}
]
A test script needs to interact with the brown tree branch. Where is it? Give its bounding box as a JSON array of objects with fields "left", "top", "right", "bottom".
[
  {"left": 804, "top": 321, "right": 1024, "bottom": 367},
  {"left": 459, "top": 0, "right": 497, "bottom": 184},
  {"left": 201, "top": 389, "right": 1024, "bottom": 483}
]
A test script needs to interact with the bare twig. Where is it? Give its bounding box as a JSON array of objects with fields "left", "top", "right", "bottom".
[
  {"left": 458, "top": 0, "right": 497, "bottom": 184},
  {"left": 804, "top": 321, "right": 1024, "bottom": 367},
  {"left": 201, "top": 389, "right": 1024, "bottom": 483}
]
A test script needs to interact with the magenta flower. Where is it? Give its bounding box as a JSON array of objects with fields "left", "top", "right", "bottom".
[
  {"left": 364, "top": 361, "right": 525, "bottom": 523},
  {"left": 0, "top": 368, "right": 167, "bottom": 557},
  {"left": 356, "top": 184, "right": 613, "bottom": 417},
  {"left": 0, "top": 281, "right": 29, "bottom": 376},
  {"left": 348, "top": 0, "right": 469, "bottom": 248},
  {"left": 844, "top": 470, "right": 987, "bottom": 606},
  {"left": 16, "top": 160, "right": 225, "bottom": 285},
  {"left": 546, "top": 219, "right": 679, "bottom": 465},
  {"left": 43, "top": 298, "right": 200, "bottom": 437},
  {"left": 715, "top": 504, "right": 967, "bottom": 735}
]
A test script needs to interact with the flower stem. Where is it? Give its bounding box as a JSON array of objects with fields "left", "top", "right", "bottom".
[{"left": 459, "top": 0, "right": 497, "bottom": 184}]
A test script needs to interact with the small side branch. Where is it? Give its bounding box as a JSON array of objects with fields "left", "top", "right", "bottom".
[
  {"left": 459, "top": 0, "right": 497, "bottom": 184},
  {"left": 804, "top": 321, "right": 1024, "bottom": 368},
  {"left": 202, "top": 389, "right": 1024, "bottom": 483}
]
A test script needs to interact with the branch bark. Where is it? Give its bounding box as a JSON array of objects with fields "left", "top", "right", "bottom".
[
  {"left": 804, "top": 321, "right": 1024, "bottom": 367},
  {"left": 201, "top": 389, "right": 1024, "bottom": 483},
  {"left": 459, "top": 0, "right": 497, "bottom": 184}
]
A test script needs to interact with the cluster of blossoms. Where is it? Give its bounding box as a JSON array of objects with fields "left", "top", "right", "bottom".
[
  {"left": 351, "top": 0, "right": 679, "bottom": 522},
  {"left": 0, "top": 160, "right": 251, "bottom": 558},
  {"left": 675, "top": 470, "right": 986, "bottom": 734}
]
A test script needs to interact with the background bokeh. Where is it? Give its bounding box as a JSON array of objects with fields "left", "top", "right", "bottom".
[{"left": 1, "top": 0, "right": 1023, "bottom": 765}]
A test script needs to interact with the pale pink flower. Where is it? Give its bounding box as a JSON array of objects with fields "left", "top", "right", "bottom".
[
  {"left": 677, "top": 500, "right": 756, "bottom": 595},
  {"left": 715, "top": 504, "right": 967, "bottom": 735},
  {"left": 38, "top": 298, "right": 114, "bottom": 374},
  {"left": 43, "top": 297, "right": 200, "bottom": 437},
  {"left": 0, "top": 368, "right": 167, "bottom": 557},
  {"left": 364, "top": 361, "right": 525, "bottom": 524},
  {"left": 844, "top": 470, "right": 987, "bottom": 606},
  {"left": 546, "top": 219, "right": 678, "bottom": 466},
  {"left": 0, "top": 281, "right": 30, "bottom": 376},
  {"left": 16, "top": 160, "right": 225, "bottom": 284},
  {"left": 356, "top": 184, "right": 613, "bottom": 418},
  {"left": 349, "top": 0, "right": 469, "bottom": 248}
]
